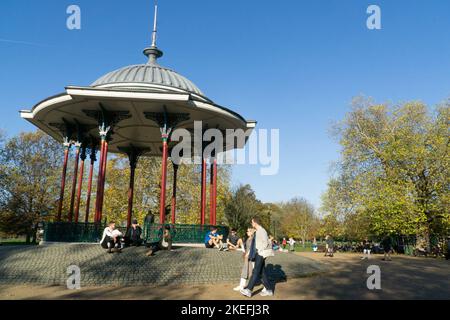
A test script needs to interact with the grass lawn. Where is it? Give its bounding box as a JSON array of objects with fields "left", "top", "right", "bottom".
[{"left": 0, "top": 238, "right": 37, "bottom": 246}]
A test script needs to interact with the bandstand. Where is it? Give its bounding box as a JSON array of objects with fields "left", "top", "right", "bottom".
[{"left": 19, "top": 5, "right": 256, "bottom": 243}]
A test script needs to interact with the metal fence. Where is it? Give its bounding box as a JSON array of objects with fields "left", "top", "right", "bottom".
[
  {"left": 143, "top": 223, "right": 229, "bottom": 244},
  {"left": 43, "top": 222, "right": 229, "bottom": 244},
  {"left": 43, "top": 222, "right": 108, "bottom": 243}
]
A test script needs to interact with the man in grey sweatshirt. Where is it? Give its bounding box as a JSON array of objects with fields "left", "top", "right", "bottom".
[{"left": 240, "top": 217, "right": 275, "bottom": 297}]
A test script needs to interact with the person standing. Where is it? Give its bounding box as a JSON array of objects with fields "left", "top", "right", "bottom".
[
  {"left": 282, "top": 238, "right": 287, "bottom": 250},
  {"left": 361, "top": 238, "right": 371, "bottom": 260},
  {"left": 240, "top": 217, "right": 274, "bottom": 298},
  {"left": 324, "top": 235, "right": 334, "bottom": 257},
  {"left": 288, "top": 237, "right": 296, "bottom": 252},
  {"left": 381, "top": 235, "right": 393, "bottom": 261},
  {"left": 233, "top": 228, "right": 256, "bottom": 291}
]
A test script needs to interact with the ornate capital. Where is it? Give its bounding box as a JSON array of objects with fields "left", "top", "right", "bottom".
[
  {"left": 118, "top": 145, "right": 150, "bottom": 169},
  {"left": 62, "top": 136, "right": 72, "bottom": 149},
  {"left": 50, "top": 118, "right": 75, "bottom": 142},
  {"left": 83, "top": 103, "right": 131, "bottom": 139},
  {"left": 80, "top": 144, "right": 88, "bottom": 161},
  {"left": 144, "top": 107, "right": 190, "bottom": 140}
]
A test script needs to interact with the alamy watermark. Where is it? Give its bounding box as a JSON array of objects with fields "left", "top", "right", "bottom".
[
  {"left": 367, "top": 5, "right": 381, "bottom": 30},
  {"left": 67, "top": 265, "right": 81, "bottom": 289},
  {"left": 366, "top": 265, "right": 381, "bottom": 290},
  {"left": 169, "top": 121, "right": 279, "bottom": 176},
  {"left": 66, "top": 5, "right": 81, "bottom": 30}
]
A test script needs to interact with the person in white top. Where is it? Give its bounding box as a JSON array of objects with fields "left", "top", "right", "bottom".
[
  {"left": 100, "top": 221, "right": 123, "bottom": 253},
  {"left": 240, "top": 217, "right": 275, "bottom": 298},
  {"left": 288, "top": 237, "right": 296, "bottom": 252}
]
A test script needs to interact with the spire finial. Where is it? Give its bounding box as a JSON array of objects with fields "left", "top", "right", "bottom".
[
  {"left": 144, "top": 0, "right": 163, "bottom": 64},
  {"left": 151, "top": 2, "right": 158, "bottom": 47}
]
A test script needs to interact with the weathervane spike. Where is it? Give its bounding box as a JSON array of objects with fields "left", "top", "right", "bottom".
[
  {"left": 151, "top": 2, "right": 158, "bottom": 47},
  {"left": 143, "top": 0, "right": 163, "bottom": 63}
]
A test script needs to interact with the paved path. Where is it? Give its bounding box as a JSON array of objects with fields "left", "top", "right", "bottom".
[
  {"left": 287, "top": 252, "right": 450, "bottom": 299},
  {"left": 0, "top": 244, "right": 326, "bottom": 287}
]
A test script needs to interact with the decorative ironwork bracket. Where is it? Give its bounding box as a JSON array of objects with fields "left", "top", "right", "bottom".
[
  {"left": 144, "top": 106, "right": 190, "bottom": 139},
  {"left": 82, "top": 103, "right": 131, "bottom": 140},
  {"left": 118, "top": 145, "right": 151, "bottom": 169}
]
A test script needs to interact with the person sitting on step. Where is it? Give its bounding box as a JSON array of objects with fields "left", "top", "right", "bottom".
[
  {"left": 124, "top": 219, "right": 143, "bottom": 247},
  {"left": 227, "top": 228, "right": 245, "bottom": 252},
  {"left": 100, "top": 221, "right": 123, "bottom": 253},
  {"left": 204, "top": 226, "right": 226, "bottom": 251},
  {"left": 146, "top": 225, "right": 173, "bottom": 256}
]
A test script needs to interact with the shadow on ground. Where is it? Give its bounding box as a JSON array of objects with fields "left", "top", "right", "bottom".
[{"left": 0, "top": 244, "right": 325, "bottom": 290}]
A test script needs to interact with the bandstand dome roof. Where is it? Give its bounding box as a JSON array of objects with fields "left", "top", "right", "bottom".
[
  {"left": 91, "top": 62, "right": 204, "bottom": 97},
  {"left": 19, "top": 15, "right": 256, "bottom": 157}
]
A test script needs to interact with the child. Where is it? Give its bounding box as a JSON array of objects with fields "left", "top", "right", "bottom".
[{"left": 233, "top": 228, "right": 256, "bottom": 291}]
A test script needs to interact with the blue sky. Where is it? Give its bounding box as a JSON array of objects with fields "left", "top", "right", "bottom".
[{"left": 1, "top": 0, "right": 450, "bottom": 209}]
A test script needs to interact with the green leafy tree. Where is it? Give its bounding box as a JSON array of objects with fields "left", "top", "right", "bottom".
[
  {"left": 0, "top": 131, "right": 62, "bottom": 242},
  {"left": 224, "top": 184, "right": 262, "bottom": 235},
  {"left": 280, "top": 197, "right": 319, "bottom": 245},
  {"left": 322, "top": 98, "right": 450, "bottom": 246}
]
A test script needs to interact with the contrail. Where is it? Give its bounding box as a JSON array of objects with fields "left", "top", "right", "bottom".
[{"left": 0, "top": 38, "right": 52, "bottom": 47}]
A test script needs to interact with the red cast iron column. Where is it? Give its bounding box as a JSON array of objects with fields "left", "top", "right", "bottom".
[
  {"left": 94, "top": 139, "right": 105, "bottom": 222},
  {"left": 98, "top": 139, "right": 109, "bottom": 223},
  {"left": 143, "top": 108, "right": 190, "bottom": 225},
  {"left": 57, "top": 140, "right": 71, "bottom": 221},
  {"left": 85, "top": 146, "right": 96, "bottom": 223},
  {"left": 83, "top": 105, "right": 130, "bottom": 223},
  {"left": 74, "top": 145, "right": 87, "bottom": 223},
  {"left": 159, "top": 133, "right": 169, "bottom": 224},
  {"left": 171, "top": 162, "right": 178, "bottom": 224},
  {"left": 68, "top": 143, "right": 81, "bottom": 222},
  {"left": 210, "top": 158, "right": 217, "bottom": 225},
  {"left": 127, "top": 163, "right": 136, "bottom": 228},
  {"left": 213, "top": 158, "right": 218, "bottom": 225},
  {"left": 200, "top": 157, "right": 207, "bottom": 225}
]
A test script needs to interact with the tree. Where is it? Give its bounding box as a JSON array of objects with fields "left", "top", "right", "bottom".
[
  {"left": 323, "top": 97, "right": 450, "bottom": 246},
  {"left": 224, "top": 184, "right": 262, "bottom": 235},
  {"left": 0, "top": 131, "right": 62, "bottom": 242},
  {"left": 264, "top": 202, "right": 284, "bottom": 239},
  {"left": 280, "top": 198, "right": 319, "bottom": 245}
]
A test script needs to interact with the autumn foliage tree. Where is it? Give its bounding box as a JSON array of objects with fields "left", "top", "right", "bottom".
[
  {"left": 321, "top": 98, "right": 450, "bottom": 245},
  {"left": 279, "top": 197, "right": 319, "bottom": 245},
  {"left": 0, "top": 131, "right": 62, "bottom": 242}
]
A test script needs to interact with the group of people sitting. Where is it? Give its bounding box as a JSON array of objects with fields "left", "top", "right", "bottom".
[
  {"left": 204, "top": 227, "right": 245, "bottom": 252},
  {"left": 100, "top": 219, "right": 172, "bottom": 256},
  {"left": 101, "top": 216, "right": 277, "bottom": 297}
]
